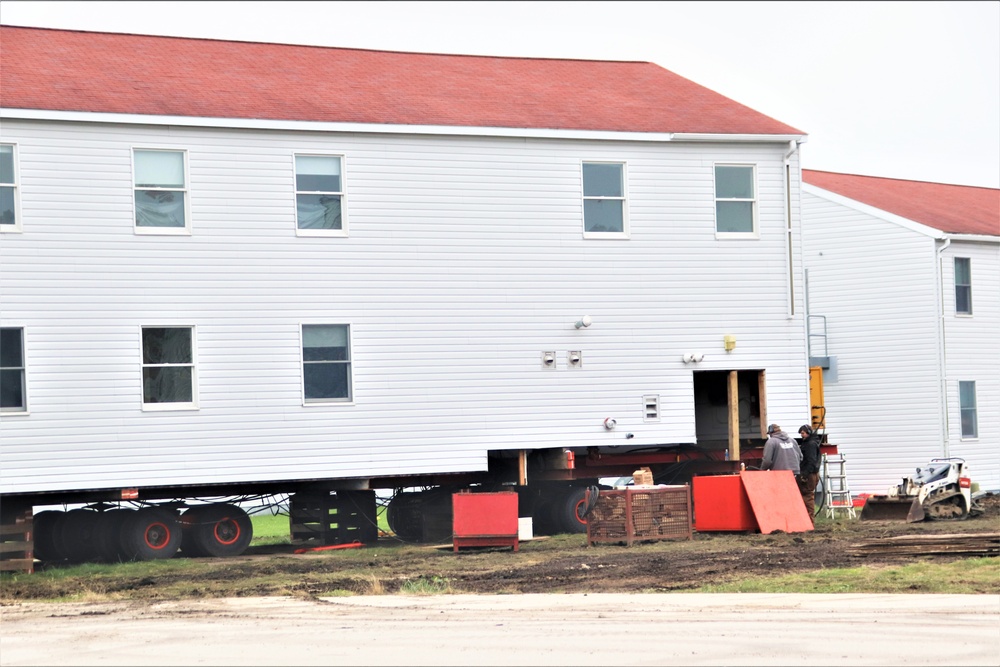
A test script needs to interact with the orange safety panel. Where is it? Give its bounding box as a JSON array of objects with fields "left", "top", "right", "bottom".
[{"left": 739, "top": 470, "right": 814, "bottom": 534}]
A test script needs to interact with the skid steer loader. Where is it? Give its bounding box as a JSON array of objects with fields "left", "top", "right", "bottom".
[{"left": 860, "top": 458, "right": 982, "bottom": 522}]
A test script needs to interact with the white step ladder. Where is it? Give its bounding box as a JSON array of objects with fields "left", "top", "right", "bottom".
[{"left": 821, "top": 453, "right": 857, "bottom": 519}]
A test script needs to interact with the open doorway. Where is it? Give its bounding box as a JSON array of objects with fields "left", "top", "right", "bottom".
[{"left": 693, "top": 370, "right": 767, "bottom": 451}]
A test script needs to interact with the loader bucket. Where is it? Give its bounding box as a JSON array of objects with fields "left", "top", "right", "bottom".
[{"left": 859, "top": 496, "right": 925, "bottom": 522}]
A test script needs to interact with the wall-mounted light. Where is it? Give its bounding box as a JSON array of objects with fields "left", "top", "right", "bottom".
[
  {"left": 574, "top": 315, "right": 593, "bottom": 329},
  {"left": 682, "top": 352, "right": 705, "bottom": 364}
]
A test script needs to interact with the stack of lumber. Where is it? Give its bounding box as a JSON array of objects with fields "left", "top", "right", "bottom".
[{"left": 847, "top": 532, "right": 999, "bottom": 557}]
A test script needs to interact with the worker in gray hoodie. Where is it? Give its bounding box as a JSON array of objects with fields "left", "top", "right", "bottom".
[{"left": 761, "top": 424, "right": 802, "bottom": 474}]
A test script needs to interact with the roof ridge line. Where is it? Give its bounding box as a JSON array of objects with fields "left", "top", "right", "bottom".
[
  {"left": 0, "top": 23, "right": 652, "bottom": 65},
  {"left": 803, "top": 169, "right": 998, "bottom": 191}
]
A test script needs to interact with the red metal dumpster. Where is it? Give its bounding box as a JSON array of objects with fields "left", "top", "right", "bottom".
[{"left": 452, "top": 491, "right": 519, "bottom": 552}]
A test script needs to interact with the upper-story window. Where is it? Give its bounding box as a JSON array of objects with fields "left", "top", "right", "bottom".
[
  {"left": 955, "top": 257, "right": 972, "bottom": 315},
  {"left": 715, "top": 164, "right": 757, "bottom": 237},
  {"left": 959, "top": 380, "right": 978, "bottom": 439},
  {"left": 0, "top": 327, "right": 27, "bottom": 413},
  {"left": 582, "top": 162, "right": 628, "bottom": 239},
  {"left": 0, "top": 144, "right": 20, "bottom": 233},
  {"left": 133, "top": 149, "right": 189, "bottom": 234},
  {"left": 295, "top": 154, "right": 346, "bottom": 236},
  {"left": 302, "top": 324, "right": 353, "bottom": 403},
  {"left": 141, "top": 326, "right": 197, "bottom": 410}
]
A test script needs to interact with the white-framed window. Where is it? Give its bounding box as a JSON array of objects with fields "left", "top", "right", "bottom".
[
  {"left": 0, "top": 327, "right": 27, "bottom": 413},
  {"left": 714, "top": 164, "right": 757, "bottom": 237},
  {"left": 582, "top": 161, "right": 628, "bottom": 239},
  {"left": 0, "top": 143, "right": 20, "bottom": 233},
  {"left": 959, "top": 380, "right": 978, "bottom": 439},
  {"left": 141, "top": 326, "right": 197, "bottom": 410},
  {"left": 133, "top": 148, "right": 189, "bottom": 234},
  {"left": 955, "top": 257, "right": 972, "bottom": 315},
  {"left": 301, "top": 324, "right": 353, "bottom": 404},
  {"left": 295, "top": 154, "right": 346, "bottom": 236}
]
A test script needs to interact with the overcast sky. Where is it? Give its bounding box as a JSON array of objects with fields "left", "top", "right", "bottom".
[{"left": 3, "top": 1, "right": 998, "bottom": 189}]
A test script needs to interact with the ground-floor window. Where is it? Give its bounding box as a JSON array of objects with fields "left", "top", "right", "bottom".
[
  {"left": 959, "top": 380, "right": 978, "bottom": 438},
  {"left": 302, "top": 324, "right": 352, "bottom": 403},
  {"left": 0, "top": 327, "right": 26, "bottom": 412},
  {"left": 141, "top": 326, "right": 197, "bottom": 409}
]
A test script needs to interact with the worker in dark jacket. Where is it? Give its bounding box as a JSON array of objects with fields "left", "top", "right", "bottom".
[
  {"left": 797, "top": 424, "right": 822, "bottom": 517},
  {"left": 761, "top": 424, "right": 802, "bottom": 474}
]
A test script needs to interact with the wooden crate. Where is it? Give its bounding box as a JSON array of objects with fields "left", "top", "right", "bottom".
[
  {"left": 0, "top": 507, "right": 34, "bottom": 573},
  {"left": 586, "top": 486, "right": 692, "bottom": 547}
]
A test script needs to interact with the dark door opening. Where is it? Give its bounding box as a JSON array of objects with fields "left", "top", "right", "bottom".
[{"left": 693, "top": 370, "right": 767, "bottom": 454}]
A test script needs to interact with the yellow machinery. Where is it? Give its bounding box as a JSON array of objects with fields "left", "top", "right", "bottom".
[{"left": 809, "top": 366, "right": 826, "bottom": 434}]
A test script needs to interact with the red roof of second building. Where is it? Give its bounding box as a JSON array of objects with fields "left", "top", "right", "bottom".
[
  {"left": 803, "top": 170, "right": 1000, "bottom": 237},
  {"left": 0, "top": 25, "right": 803, "bottom": 136}
]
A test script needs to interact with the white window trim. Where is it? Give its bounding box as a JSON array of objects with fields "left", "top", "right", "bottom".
[
  {"left": 294, "top": 152, "right": 348, "bottom": 238},
  {"left": 0, "top": 142, "right": 21, "bottom": 233},
  {"left": 300, "top": 322, "right": 355, "bottom": 406},
  {"left": 581, "top": 160, "right": 629, "bottom": 240},
  {"left": 132, "top": 146, "right": 191, "bottom": 236},
  {"left": 954, "top": 257, "right": 973, "bottom": 317},
  {"left": 0, "top": 326, "right": 29, "bottom": 415},
  {"left": 140, "top": 325, "right": 199, "bottom": 411},
  {"left": 714, "top": 163, "right": 758, "bottom": 240},
  {"left": 958, "top": 380, "right": 978, "bottom": 440}
]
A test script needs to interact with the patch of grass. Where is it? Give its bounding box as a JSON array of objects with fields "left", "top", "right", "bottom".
[
  {"left": 249, "top": 513, "right": 289, "bottom": 546},
  {"left": 2, "top": 558, "right": 223, "bottom": 602},
  {"left": 696, "top": 557, "right": 999, "bottom": 594},
  {"left": 400, "top": 575, "right": 452, "bottom": 595}
]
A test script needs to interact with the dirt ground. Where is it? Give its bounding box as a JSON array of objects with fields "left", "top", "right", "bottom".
[{"left": 3, "top": 494, "right": 997, "bottom": 602}]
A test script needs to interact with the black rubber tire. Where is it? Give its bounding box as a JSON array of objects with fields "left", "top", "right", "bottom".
[
  {"left": 53, "top": 509, "right": 102, "bottom": 563},
  {"left": 549, "top": 487, "right": 589, "bottom": 535},
  {"left": 119, "top": 506, "right": 181, "bottom": 561},
  {"left": 32, "top": 510, "right": 64, "bottom": 563},
  {"left": 183, "top": 504, "right": 253, "bottom": 558},
  {"left": 180, "top": 505, "right": 209, "bottom": 557},
  {"left": 528, "top": 494, "right": 554, "bottom": 536},
  {"left": 386, "top": 493, "right": 423, "bottom": 541},
  {"left": 92, "top": 509, "right": 134, "bottom": 563}
]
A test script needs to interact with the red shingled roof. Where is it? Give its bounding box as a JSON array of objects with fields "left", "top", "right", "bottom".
[
  {"left": 803, "top": 170, "right": 1000, "bottom": 237},
  {"left": 0, "top": 25, "right": 803, "bottom": 136}
]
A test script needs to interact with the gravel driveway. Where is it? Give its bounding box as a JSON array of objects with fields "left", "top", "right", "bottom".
[{"left": 2, "top": 593, "right": 997, "bottom": 666}]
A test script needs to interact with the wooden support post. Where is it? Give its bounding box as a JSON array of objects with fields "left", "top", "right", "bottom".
[
  {"left": 758, "top": 370, "right": 768, "bottom": 438},
  {"left": 517, "top": 449, "right": 527, "bottom": 486},
  {"left": 728, "top": 370, "right": 740, "bottom": 462}
]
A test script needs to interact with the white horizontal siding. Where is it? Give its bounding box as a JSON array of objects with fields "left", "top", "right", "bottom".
[
  {"left": 0, "top": 119, "right": 809, "bottom": 493},
  {"left": 941, "top": 241, "right": 1000, "bottom": 491},
  {"left": 802, "top": 191, "right": 1000, "bottom": 493}
]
